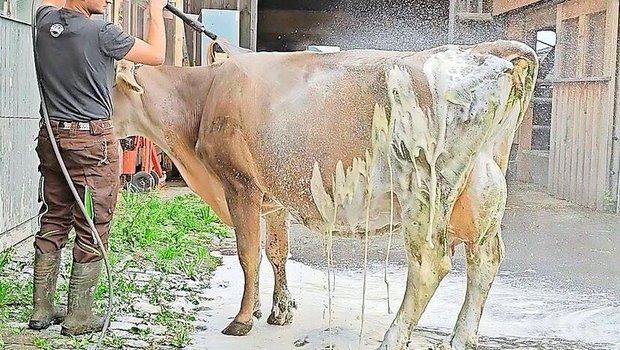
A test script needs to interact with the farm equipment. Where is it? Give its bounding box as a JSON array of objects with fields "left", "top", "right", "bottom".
[{"left": 120, "top": 136, "right": 167, "bottom": 192}]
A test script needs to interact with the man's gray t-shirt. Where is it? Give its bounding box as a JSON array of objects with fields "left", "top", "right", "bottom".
[{"left": 35, "top": 6, "right": 136, "bottom": 122}]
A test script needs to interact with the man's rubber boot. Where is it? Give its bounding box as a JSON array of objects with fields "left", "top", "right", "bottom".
[
  {"left": 28, "top": 250, "right": 66, "bottom": 330},
  {"left": 60, "top": 260, "right": 105, "bottom": 336}
]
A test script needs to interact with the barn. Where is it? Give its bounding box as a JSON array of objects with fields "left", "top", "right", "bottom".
[{"left": 495, "top": 0, "right": 620, "bottom": 212}]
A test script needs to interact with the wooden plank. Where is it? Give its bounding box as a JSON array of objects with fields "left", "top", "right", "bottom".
[
  {"left": 548, "top": 76, "right": 612, "bottom": 83},
  {"left": 551, "top": 85, "right": 564, "bottom": 196},
  {"left": 492, "top": 0, "right": 546, "bottom": 15},
  {"left": 548, "top": 89, "right": 558, "bottom": 192},
  {"left": 586, "top": 85, "right": 600, "bottom": 207},
  {"left": 564, "top": 84, "right": 575, "bottom": 199},
  {"left": 594, "top": 83, "right": 605, "bottom": 208},
  {"left": 112, "top": 0, "right": 121, "bottom": 25},
  {"left": 559, "top": 0, "right": 607, "bottom": 20},
  {"left": 609, "top": 0, "right": 620, "bottom": 210},
  {"left": 554, "top": 6, "right": 564, "bottom": 80},
  {"left": 203, "top": 0, "right": 236, "bottom": 10},
  {"left": 457, "top": 12, "right": 494, "bottom": 21},
  {"left": 596, "top": 83, "right": 612, "bottom": 209},
  {"left": 560, "top": 86, "right": 571, "bottom": 198},
  {"left": 174, "top": 0, "right": 184, "bottom": 66},
  {"left": 516, "top": 108, "right": 534, "bottom": 181},
  {"left": 583, "top": 85, "right": 593, "bottom": 206},
  {"left": 593, "top": 0, "right": 619, "bottom": 209},
  {"left": 556, "top": 85, "right": 566, "bottom": 198},
  {"left": 548, "top": 84, "right": 557, "bottom": 192},
  {"left": 575, "top": 83, "right": 588, "bottom": 203},
  {"left": 237, "top": 0, "right": 257, "bottom": 51}
]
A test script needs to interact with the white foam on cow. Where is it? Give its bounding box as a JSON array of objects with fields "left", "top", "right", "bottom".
[{"left": 308, "top": 44, "right": 536, "bottom": 348}]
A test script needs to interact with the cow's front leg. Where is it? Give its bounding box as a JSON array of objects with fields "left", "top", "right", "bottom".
[
  {"left": 221, "top": 190, "right": 263, "bottom": 336},
  {"left": 379, "top": 225, "right": 451, "bottom": 350},
  {"left": 264, "top": 208, "right": 297, "bottom": 326},
  {"left": 443, "top": 230, "right": 504, "bottom": 349}
]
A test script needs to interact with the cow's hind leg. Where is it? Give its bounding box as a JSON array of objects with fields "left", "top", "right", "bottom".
[
  {"left": 444, "top": 230, "right": 504, "bottom": 349},
  {"left": 379, "top": 223, "right": 452, "bottom": 350},
  {"left": 264, "top": 208, "right": 297, "bottom": 325},
  {"left": 221, "top": 189, "right": 263, "bottom": 336},
  {"left": 442, "top": 154, "right": 507, "bottom": 349}
]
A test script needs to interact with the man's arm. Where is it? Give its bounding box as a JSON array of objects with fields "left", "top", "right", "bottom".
[{"left": 122, "top": 0, "right": 168, "bottom": 66}]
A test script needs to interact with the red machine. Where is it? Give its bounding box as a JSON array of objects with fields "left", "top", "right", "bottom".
[{"left": 120, "top": 136, "right": 166, "bottom": 192}]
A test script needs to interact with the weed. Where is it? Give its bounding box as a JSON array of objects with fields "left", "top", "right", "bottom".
[
  {"left": 102, "top": 334, "right": 126, "bottom": 349},
  {"left": 172, "top": 323, "right": 191, "bottom": 347},
  {"left": 154, "top": 307, "right": 193, "bottom": 347},
  {"left": 33, "top": 337, "right": 52, "bottom": 350},
  {"left": 602, "top": 191, "right": 618, "bottom": 213},
  {"left": 0, "top": 249, "right": 13, "bottom": 272}
]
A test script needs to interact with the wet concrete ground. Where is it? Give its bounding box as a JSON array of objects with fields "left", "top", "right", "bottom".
[{"left": 189, "top": 181, "right": 620, "bottom": 349}]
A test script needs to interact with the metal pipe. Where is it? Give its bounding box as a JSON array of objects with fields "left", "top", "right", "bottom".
[{"left": 614, "top": 23, "right": 620, "bottom": 213}]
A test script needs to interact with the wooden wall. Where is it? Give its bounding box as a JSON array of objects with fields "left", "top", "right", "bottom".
[
  {"left": 0, "top": 16, "right": 42, "bottom": 249},
  {"left": 548, "top": 0, "right": 619, "bottom": 210},
  {"left": 493, "top": 0, "right": 547, "bottom": 15}
]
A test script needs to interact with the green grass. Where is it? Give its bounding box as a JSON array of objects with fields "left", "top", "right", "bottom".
[
  {"left": 90, "top": 191, "right": 229, "bottom": 306},
  {"left": 0, "top": 249, "right": 33, "bottom": 325},
  {"left": 0, "top": 189, "right": 230, "bottom": 348}
]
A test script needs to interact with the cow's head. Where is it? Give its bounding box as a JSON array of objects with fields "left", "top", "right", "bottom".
[{"left": 111, "top": 60, "right": 147, "bottom": 138}]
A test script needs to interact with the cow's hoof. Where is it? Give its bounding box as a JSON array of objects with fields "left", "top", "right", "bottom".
[
  {"left": 221, "top": 320, "right": 253, "bottom": 336},
  {"left": 267, "top": 292, "right": 297, "bottom": 326}
]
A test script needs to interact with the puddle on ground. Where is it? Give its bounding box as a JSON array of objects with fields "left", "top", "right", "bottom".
[{"left": 188, "top": 254, "right": 619, "bottom": 350}]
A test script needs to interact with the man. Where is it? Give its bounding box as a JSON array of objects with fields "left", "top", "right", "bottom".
[{"left": 29, "top": 0, "right": 168, "bottom": 336}]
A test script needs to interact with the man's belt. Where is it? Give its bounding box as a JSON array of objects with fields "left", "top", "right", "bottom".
[
  {"left": 45, "top": 120, "right": 112, "bottom": 131},
  {"left": 58, "top": 121, "right": 91, "bottom": 130}
]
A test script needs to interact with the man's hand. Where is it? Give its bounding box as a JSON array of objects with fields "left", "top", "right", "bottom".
[
  {"left": 148, "top": 0, "right": 168, "bottom": 12},
  {"left": 122, "top": 0, "right": 168, "bottom": 65}
]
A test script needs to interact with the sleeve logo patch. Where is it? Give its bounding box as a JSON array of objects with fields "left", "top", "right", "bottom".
[{"left": 50, "top": 23, "right": 64, "bottom": 38}]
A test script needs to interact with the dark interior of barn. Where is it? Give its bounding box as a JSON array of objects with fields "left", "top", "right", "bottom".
[{"left": 257, "top": 0, "right": 450, "bottom": 52}]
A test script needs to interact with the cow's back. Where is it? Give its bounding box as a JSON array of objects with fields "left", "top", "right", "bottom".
[{"left": 200, "top": 43, "right": 536, "bottom": 236}]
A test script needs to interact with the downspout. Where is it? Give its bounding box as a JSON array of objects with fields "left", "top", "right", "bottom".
[
  {"left": 615, "top": 20, "right": 620, "bottom": 213},
  {"left": 448, "top": 0, "right": 456, "bottom": 43}
]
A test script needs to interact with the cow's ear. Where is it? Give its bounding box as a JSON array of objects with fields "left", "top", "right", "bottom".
[{"left": 115, "top": 60, "right": 144, "bottom": 94}]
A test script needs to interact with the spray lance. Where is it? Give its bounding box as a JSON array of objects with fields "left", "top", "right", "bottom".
[{"left": 29, "top": 1, "right": 219, "bottom": 349}]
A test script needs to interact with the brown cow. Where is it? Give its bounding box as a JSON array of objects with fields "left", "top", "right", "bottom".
[{"left": 111, "top": 40, "right": 538, "bottom": 349}]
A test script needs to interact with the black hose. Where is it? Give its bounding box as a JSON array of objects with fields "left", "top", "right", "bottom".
[
  {"left": 164, "top": 3, "right": 217, "bottom": 40},
  {"left": 30, "top": 3, "right": 113, "bottom": 350}
]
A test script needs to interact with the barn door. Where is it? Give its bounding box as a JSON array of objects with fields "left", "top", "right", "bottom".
[{"left": 548, "top": 0, "right": 619, "bottom": 210}]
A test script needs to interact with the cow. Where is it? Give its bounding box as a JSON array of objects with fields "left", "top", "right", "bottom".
[{"left": 111, "top": 39, "right": 538, "bottom": 350}]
